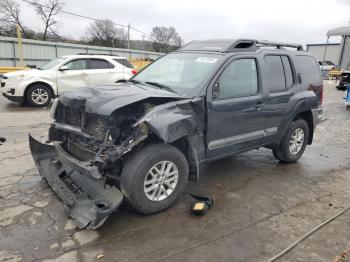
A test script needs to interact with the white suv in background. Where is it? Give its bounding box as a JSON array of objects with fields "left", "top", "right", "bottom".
[{"left": 0, "top": 54, "right": 137, "bottom": 106}]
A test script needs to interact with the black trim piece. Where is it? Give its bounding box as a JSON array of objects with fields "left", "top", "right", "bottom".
[
  {"left": 208, "top": 130, "right": 264, "bottom": 150},
  {"left": 2, "top": 94, "right": 24, "bottom": 103}
]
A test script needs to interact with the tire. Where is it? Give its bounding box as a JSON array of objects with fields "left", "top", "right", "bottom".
[
  {"left": 26, "top": 84, "right": 52, "bottom": 107},
  {"left": 272, "top": 118, "right": 309, "bottom": 163},
  {"left": 120, "top": 143, "right": 189, "bottom": 214}
]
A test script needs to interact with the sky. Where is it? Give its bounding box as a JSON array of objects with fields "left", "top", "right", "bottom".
[{"left": 19, "top": 0, "right": 350, "bottom": 45}]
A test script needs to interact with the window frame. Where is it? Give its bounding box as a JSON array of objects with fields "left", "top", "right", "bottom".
[
  {"left": 213, "top": 57, "right": 261, "bottom": 101},
  {"left": 281, "top": 55, "right": 295, "bottom": 90},
  {"left": 87, "top": 58, "right": 115, "bottom": 70},
  {"left": 62, "top": 58, "right": 88, "bottom": 70},
  {"left": 264, "top": 54, "right": 296, "bottom": 94},
  {"left": 113, "top": 58, "right": 134, "bottom": 69}
]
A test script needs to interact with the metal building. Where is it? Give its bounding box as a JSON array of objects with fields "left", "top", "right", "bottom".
[
  {"left": 326, "top": 26, "right": 350, "bottom": 70},
  {"left": 306, "top": 43, "right": 340, "bottom": 64},
  {"left": 0, "top": 36, "right": 163, "bottom": 67}
]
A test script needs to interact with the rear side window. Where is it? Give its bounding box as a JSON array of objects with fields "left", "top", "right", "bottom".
[
  {"left": 113, "top": 58, "right": 134, "bottom": 69},
  {"left": 265, "top": 55, "right": 294, "bottom": 93},
  {"left": 281, "top": 56, "right": 294, "bottom": 89},
  {"left": 264, "top": 56, "right": 286, "bottom": 93},
  {"left": 88, "top": 59, "right": 114, "bottom": 69},
  {"left": 296, "top": 56, "right": 321, "bottom": 85}
]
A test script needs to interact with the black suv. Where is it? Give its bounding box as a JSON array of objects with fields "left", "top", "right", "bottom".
[{"left": 30, "top": 39, "right": 323, "bottom": 229}]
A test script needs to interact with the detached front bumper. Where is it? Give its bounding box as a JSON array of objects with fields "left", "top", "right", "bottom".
[{"left": 29, "top": 135, "right": 123, "bottom": 229}]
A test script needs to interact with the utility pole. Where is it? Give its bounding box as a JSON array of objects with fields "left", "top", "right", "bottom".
[
  {"left": 142, "top": 35, "right": 145, "bottom": 51},
  {"left": 127, "top": 23, "right": 131, "bottom": 60},
  {"left": 16, "top": 24, "right": 24, "bottom": 67}
]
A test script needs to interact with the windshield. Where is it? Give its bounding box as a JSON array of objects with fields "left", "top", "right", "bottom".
[
  {"left": 133, "top": 53, "right": 222, "bottom": 95},
  {"left": 40, "top": 57, "right": 65, "bottom": 70}
]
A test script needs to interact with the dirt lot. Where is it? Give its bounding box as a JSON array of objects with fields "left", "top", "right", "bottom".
[{"left": 1, "top": 81, "right": 350, "bottom": 262}]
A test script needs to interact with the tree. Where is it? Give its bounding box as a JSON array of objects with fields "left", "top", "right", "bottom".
[
  {"left": 86, "top": 19, "right": 127, "bottom": 48},
  {"left": 33, "top": 0, "right": 64, "bottom": 40},
  {"left": 0, "top": 0, "right": 26, "bottom": 36},
  {"left": 150, "top": 26, "right": 182, "bottom": 53}
]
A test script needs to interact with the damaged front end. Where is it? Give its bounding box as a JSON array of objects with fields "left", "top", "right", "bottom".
[
  {"left": 29, "top": 104, "right": 154, "bottom": 229},
  {"left": 29, "top": 86, "right": 185, "bottom": 229},
  {"left": 29, "top": 84, "right": 202, "bottom": 229}
]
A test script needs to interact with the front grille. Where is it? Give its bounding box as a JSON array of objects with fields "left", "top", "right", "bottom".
[
  {"left": 65, "top": 107, "right": 81, "bottom": 126},
  {"left": 55, "top": 103, "right": 111, "bottom": 141},
  {"left": 56, "top": 103, "right": 82, "bottom": 127}
]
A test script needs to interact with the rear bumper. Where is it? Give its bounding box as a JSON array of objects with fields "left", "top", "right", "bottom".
[{"left": 29, "top": 135, "right": 123, "bottom": 229}]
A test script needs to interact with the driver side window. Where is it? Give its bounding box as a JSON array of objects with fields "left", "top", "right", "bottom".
[
  {"left": 217, "top": 59, "right": 258, "bottom": 99},
  {"left": 64, "top": 59, "right": 87, "bottom": 70}
]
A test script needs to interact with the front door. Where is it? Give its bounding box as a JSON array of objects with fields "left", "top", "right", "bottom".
[
  {"left": 207, "top": 57, "right": 266, "bottom": 159},
  {"left": 57, "top": 59, "right": 89, "bottom": 93}
]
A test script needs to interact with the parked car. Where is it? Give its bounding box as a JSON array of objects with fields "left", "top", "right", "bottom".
[
  {"left": 336, "top": 70, "right": 350, "bottom": 90},
  {"left": 318, "top": 60, "right": 335, "bottom": 78},
  {"left": 1, "top": 54, "right": 137, "bottom": 106},
  {"left": 29, "top": 39, "right": 323, "bottom": 229}
]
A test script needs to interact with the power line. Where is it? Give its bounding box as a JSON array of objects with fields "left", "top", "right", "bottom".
[{"left": 19, "top": 0, "right": 154, "bottom": 40}]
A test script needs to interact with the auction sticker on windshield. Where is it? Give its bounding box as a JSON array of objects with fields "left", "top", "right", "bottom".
[{"left": 196, "top": 57, "right": 218, "bottom": 63}]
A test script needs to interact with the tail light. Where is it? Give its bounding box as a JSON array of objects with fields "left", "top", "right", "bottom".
[{"left": 131, "top": 69, "right": 138, "bottom": 75}]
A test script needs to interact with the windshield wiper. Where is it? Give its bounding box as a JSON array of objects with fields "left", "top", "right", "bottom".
[
  {"left": 128, "top": 79, "right": 142, "bottom": 84},
  {"left": 145, "top": 81, "right": 176, "bottom": 93}
]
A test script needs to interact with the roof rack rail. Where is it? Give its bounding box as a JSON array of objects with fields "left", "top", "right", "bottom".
[
  {"left": 255, "top": 40, "right": 303, "bottom": 51},
  {"left": 76, "top": 53, "right": 120, "bottom": 56},
  {"left": 180, "top": 39, "right": 304, "bottom": 52}
]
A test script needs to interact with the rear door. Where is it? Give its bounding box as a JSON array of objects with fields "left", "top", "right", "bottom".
[
  {"left": 262, "top": 54, "right": 299, "bottom": 144},
  {"left": 57, "top": 58, "right": 89, "bottom": 93},
  {"left": 88, "top": 58, "right": 116, "bottom": 86},
  {"left": 206, "top": 56, "right": 266, "bottom": 158}
]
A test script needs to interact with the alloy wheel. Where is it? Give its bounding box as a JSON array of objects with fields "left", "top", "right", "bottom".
[{"left": 144, "top": 160, "right": 179, "bottom": 201}]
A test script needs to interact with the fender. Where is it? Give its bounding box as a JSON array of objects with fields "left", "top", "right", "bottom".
[
  {"left": 138, "top": 98, "right": 206, "bottom": 181},
  {"left": 25, "top": 80, "right": 57, "bottom": 96},
  {"left": 277, "top": 97, "right": 317, "bottom": 144}
]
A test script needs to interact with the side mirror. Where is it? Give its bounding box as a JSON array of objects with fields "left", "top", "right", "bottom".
[
  {"left": 59, "top": 65, "right": 68, "bottom": 71},
  {"left": 213, "top": 81, "right": 220, "bottom": 99}
]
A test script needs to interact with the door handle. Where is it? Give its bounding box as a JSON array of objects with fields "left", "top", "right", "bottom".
[{"left": 255, "top": 101, "right": 265, "bottom": 110}]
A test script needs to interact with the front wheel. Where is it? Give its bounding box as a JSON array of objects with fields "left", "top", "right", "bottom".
[
  {"left": 26, "top": 84, "right": 52, "bottom": 107},
  {"left": 120, "top": 144, "right": 189, "bottom": 214},
  {"left": 273, "top": 119, "right": 309, "bottom": 163}
]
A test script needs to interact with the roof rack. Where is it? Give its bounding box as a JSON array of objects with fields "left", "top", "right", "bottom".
[
  {"left": 180, "top": 39, "right": 304, "bottom": 52},
  {"left": 255, "top": 40, "right": 303, "bottom": 51},
  {"left": 76, "top": 53, "right": 121, "bottom": 56}
]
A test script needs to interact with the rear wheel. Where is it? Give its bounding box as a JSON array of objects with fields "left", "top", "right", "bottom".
[
  {"left": 273, "top": 119, "right": 309, "bottom": 163},
  {"left": 26, "top": 84, "right": 52, "bottom": 107},
  {"left": 120, "top": 144, "right": 189, "bottom": 214}
]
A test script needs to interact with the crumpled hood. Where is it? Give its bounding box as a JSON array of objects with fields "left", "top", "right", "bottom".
[{"left": 59, "top": 83, "right": 186, "bottom": 115}]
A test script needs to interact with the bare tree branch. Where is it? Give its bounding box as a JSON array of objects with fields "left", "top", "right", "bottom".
[
  {"left": 0, "top": 0, "right": 27, "bottom": 36},
  {"left": 33, "top": 0, "right": 64, "bottom": 40},
  {"left": 86, "top": 19, "right": 127, "bottom": 48},
  {"left": 150, "top": 26, "right": 182, "bottom": 53}
]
